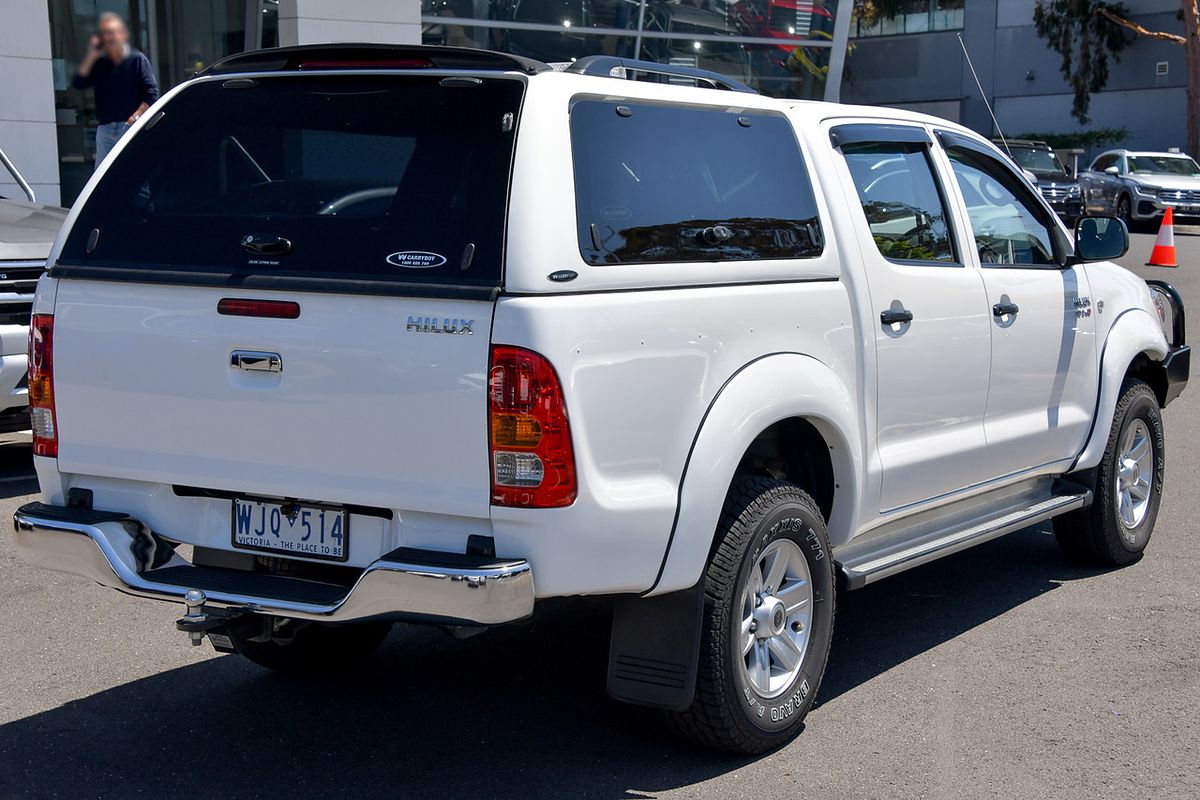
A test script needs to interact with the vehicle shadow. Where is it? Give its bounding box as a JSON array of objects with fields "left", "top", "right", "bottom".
[
  {"left": 0, "top": 526, "right": 1108, "bottom": 800},
  {"left": 0, "top": 438, "right": 36, "bottom": 501}
]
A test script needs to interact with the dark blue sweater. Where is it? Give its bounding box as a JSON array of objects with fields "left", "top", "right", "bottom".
[{"left": 72, "top": 48, "right": 160, "bottom": 125}]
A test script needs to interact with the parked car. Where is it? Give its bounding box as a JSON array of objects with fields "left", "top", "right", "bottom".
[
  {"left": 0, "top": 147, "right": 67, "bottom": 433},
  {"left": 1080, "top": 149, "right": 1200, "bottom": 226},
  {"left": 994, "top": 138, "right": 1082, "bottom": 223},
  {"left": 14, "top": 45, "right": 1189, "bottom": 754}
]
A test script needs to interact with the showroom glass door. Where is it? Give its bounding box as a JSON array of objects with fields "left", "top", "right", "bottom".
[{"left": 48, "top": 0, "right": 278, "bottom": 205}]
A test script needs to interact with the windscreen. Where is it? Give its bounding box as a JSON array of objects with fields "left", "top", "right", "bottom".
[
  {"left": 59, "top": 74, "right": 524, "bottom": 294},
  {"left": 1009, "top": 147, "right": 1066, "bottom": 176},
  {"left": 1127, "top": 155, "right": 1200, "bottom": 176}
]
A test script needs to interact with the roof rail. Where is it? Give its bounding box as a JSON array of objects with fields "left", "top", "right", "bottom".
[
  {"left": 565, "top": 56, "right": 756, "bottom": 94},
  {"left": 199, "top": 44, "right": 550, "bottom": 77}
]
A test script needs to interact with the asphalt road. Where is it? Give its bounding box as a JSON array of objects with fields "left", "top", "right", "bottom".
[{"left": 1, "top": 231, "right": 1197, "bottom": 800}]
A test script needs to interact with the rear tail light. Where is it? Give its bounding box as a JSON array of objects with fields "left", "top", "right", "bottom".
[
  {"left": 28, "top": 314, "right": 57, "bottom": 457},
  {"left": 489, "top": 345, "right": 576, "bottom": 508}
]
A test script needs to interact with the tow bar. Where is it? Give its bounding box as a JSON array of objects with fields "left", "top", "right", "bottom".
[{"left": 174, "top": 589, "right": 246, "bottom": 653}]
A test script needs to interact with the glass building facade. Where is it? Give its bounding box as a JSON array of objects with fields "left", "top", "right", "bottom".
[
  {"left": 420, "top": 0, "right": 845, "bottom": 101},
  {"left": 40, "top": 0, "right": 851, "bottom": 205},
  {"left": 850, "top": 0, "right": 964, "bottom": 38}
]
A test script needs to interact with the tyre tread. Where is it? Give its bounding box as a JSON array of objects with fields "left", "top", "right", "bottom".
[
  {"left": 1056, "top": 379, "right": 1162, "bottom": 566},
  {"left": 668, "top": 476, "right": 834, "bottom": 754}
]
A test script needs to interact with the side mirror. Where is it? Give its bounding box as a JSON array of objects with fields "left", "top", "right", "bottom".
[
  {"left": 1072, "top": 215, "right": 1129, "bottom": 263},
  {"left": 1104, "top": 166, "right": 1120, "bottom": 176}
]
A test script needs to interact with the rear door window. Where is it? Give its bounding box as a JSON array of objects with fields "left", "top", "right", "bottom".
[
  {"left": 58, "top": 75, "right": 524, "bottom": 296},
  {"left": 841, "top": 142, "right": 957, "bottom": 264},
  {"left": 570, "top": 99, "right": 823, "bottom": 265}
]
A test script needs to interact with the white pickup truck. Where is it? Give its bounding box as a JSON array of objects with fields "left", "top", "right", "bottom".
[{"left": 14, "top": 45, "right": 1190, "bottom": 754}]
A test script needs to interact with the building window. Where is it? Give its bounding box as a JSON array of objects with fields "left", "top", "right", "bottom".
[{"left": 850, "top": 0, "right": 964, "bottom": 38}]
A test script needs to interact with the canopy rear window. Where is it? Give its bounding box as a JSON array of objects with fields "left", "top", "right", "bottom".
[
  {"left": 58, "top": 74, "right": 524, "bottom": 297},
  {"left": 570, "top": 99, "right": 823, "bottom": 265}
]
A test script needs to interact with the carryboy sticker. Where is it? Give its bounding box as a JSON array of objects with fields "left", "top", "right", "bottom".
[{"left": 386, "top": 251, "right": 447, "bottom": 269}]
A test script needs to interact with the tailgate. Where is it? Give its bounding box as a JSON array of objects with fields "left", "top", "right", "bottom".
[
  {"left": 44, "top": 71, "right": 524, "bottom": 517},
  {"left": 52, "top": 280, "right": 493, "bottom": 516}
]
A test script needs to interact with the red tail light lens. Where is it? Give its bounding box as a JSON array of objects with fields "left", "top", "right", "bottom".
[
  {"left": 299, "top": 58, "right": 432, "bottom": 70},
  {"left": 28, "top": 314, "right": 57, "bottom": 458},
  {"left": 489, "top": 345, "right": 576, "bottom": 508},
  {"left": 217, "top": 298, "right": 301, "bottom": 319}
]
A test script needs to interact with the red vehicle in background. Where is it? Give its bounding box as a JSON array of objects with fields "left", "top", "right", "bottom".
[{"left": 729, "top": 0, "right": 833, "bottom": 52}]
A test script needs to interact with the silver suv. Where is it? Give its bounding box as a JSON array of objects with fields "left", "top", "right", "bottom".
[{"left": 1080, "top": 149, "right": 1200, "bottom": 226}]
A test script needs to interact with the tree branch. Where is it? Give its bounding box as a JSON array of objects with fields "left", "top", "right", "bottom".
[{"left": 1096, "top": 9, "right": 1186, "bottom": 45}]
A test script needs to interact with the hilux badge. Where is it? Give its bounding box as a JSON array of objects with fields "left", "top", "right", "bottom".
[
  {"left": 406, "top": 316, "right": 474, "bottom": 335},
  {"left": 386, "top": 251, "right": 447, "bottom": 269}
]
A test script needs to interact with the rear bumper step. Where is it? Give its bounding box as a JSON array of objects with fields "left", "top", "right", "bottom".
[{"left": 12, "top": 502, "right": 534, "bottom": 626}]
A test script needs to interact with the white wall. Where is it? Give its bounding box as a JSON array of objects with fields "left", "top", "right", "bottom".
[
  {"left": 278, "top": 0, "right": 421, "bottom": 46},
  {"left": 0, "top": 0, "right": 60, "bottom": 207}
]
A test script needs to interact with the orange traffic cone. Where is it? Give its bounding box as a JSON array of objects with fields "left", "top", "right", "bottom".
[{"left": 1146, "top": 207, "right": 1178, "bottom": 267}]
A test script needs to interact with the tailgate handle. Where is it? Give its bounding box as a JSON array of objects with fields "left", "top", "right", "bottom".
[{"left": 230, "top": 350, "right": 282, "bottom": 373}]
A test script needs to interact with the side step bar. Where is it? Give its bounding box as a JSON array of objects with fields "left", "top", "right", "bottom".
[{"left": 837, "top": 486, "right": 1092, "bottom": 590}]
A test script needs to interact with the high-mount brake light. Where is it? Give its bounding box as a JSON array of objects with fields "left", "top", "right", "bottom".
[
  {"left": 29, "top": 314, "right": 57, "bottom": 458},
  {"left": 489, "top": 345, "right": 576, "bottom": 508},
  {"left": 217, "top": 298, "right": 301, "bottom": 319},
  {"left": 298, "top": 58, "right": 432, "bottom": 70}
]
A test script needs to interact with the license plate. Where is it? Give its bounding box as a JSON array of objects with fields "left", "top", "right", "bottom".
[
  {"left": 232, "top": 498, "right": 348, "bottom": 561},
  {"left": 1178, "top": 205, "right": 1200, "bottom": 214}
]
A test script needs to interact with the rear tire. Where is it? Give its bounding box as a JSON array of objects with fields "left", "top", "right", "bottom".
[
  {"left": 1055, "top": 379, "right": 1164, "bottom": 566},
  {"left": 233, "top": 618, "right": 392, "bottom": 673},
  {"left": 668, "top": 477, "right": 835, "bottom": 754}
]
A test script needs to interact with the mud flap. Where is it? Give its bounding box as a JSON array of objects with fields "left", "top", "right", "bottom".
[{"left": 606, "top": 583, "right": 704, "bottom": 711}]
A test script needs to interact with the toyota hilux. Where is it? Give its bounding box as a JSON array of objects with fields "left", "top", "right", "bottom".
[{"left": 13, "top": 45, "right": 1190, "bottom": 753}]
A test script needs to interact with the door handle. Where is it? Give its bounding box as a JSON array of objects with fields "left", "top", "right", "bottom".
[
  {"left": 240, "top": 234, "right": 293, "bottom": 257},
  {"left": 230, "top": 350, "right": 282, "bottom": 373},
  {"left": 992, "top": 301, "right": 1020, "bottom": 317},
  {"left": 880, "top": 307, "right": 914, "bottom": 325}
]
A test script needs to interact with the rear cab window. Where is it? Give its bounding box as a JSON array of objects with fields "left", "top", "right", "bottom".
[
  {"left": 569, "top": 99, "right": 823, "bottom": 265},
  {"left": 840, "top": 141, "right": 957, "bottom": 264},
  {"left": 57, "top": 74, "right": 525, "bottom": 298}
]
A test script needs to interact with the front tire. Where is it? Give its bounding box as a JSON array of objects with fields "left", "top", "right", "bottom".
[
  {"left": 1117, "top": 194, "right": 1133, "bottom": 227},
  {"left": 669, "top": 477, "right": 835, "bottom": 754},
  {"left": 233, "top": 618, "right": 393, "bottom": 673},
  {"left": 1055, "top": 379, "right": 1164, "bottom": 566}
]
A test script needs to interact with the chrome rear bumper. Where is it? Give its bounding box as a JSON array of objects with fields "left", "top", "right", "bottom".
[{"left": 13, "top": 503, "right": 534, "bottom": 626}]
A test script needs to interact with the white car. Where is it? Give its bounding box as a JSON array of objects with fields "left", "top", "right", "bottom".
[
  {"left": 1080, "top": 148, "right": 1200, "bottom": 225},
  {"left": 13, "top": 45, "right": 1191, "bottom": 753},
  {"left": 0, "top": 147, "right": 67, "bottom": 432}
]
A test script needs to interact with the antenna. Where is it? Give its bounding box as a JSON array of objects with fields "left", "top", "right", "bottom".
[{"left": 957, "top": 33, "right": 1010, "bottom": 157}]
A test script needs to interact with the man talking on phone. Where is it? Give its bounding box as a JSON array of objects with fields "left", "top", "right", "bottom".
[{"left": 73, "top": 12, "right": 160, "bottom": 169}]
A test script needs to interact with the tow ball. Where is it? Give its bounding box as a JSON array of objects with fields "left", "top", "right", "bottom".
[{"left": 174, "top": 589, "right": 244, "bottom": 653}]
